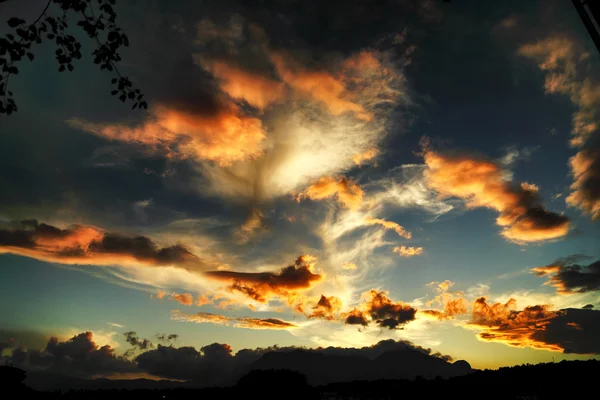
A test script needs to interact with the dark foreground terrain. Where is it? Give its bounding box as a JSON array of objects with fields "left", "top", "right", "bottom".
[{"left": 2, "top": 360, "right": 598, "bottom": 400}]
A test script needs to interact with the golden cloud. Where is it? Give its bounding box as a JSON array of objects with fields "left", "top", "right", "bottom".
[
  {"left": 467, "top": 297, "right": 561, "bottom": 351},
  {"left": 203, "top": 255, "right": 323, "bottom": 310},
  {"left": 269, "top": 51, "right": 372, "bottom": 121},
  {"left": 69, "top": 103, "right": 266, "bottom": 167},
  {"left": 296, "top": 176, "right": 364, "bottom": 209},
  {"left": 198, "top": 60, "right": 286, "bottom": 110},
  {"left": 352, "top": 148, "right": 379, "bottom": 166},
  {"left": 0, "top": 219, "right": 197, "bottom": 268},
  {"left": 519, "top": 36, "right": 600, "bottom": 220},
  {"left": 309, "top": 294, "right": 343, "bottom": 320},
  {"left": 393, "top": 246, "right": 423, "bottom": 257},
  {"left": 365, "top": 217, "right": 411, "bottom": 239},
  {"left": 423, "top": 149, "right": 570, "bottom": 242},
  {"left": 171, "top": 310, "right": 297, "bottom": 330}
]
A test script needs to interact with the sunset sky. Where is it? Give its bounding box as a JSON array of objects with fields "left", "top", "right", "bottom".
[{"left": 1, "top": 0, "right": 599, "bottom": 375}]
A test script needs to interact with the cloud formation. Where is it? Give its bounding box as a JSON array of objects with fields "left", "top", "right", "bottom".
[
  {"left": 365, "top": 217, "right": 411, "bottom": 239},
  {"left": 69, "top": 102, "right": 266, "bottom": 167},
  {"left": 204, "top": 255, "right": 323, "bottom": 309},
  {"left": 423, "top": 149, "right": 570, "bottom": 242},
  {"left": 3, "top": 332, "right": 134, "bottom": 378},
  {"left": 233, "top": 209, "right": 267, "bottom": 244},
  {"left": 423, "top": 280, "right": 467, "bottom": 319},
  {"left": 519, "top": 36, "right": 600, "bottom": 220},
  {"left": 393, "top": 245, "right": 423, "bottom": 257},
  {"left": 171, "top": 310, "right": 297, "bottom": 330},
  {"left": 468, "top": 297, "right": 600, "bottom": 354},
  {"left": 0, "top": 220, "right": 197, "bottom": 268},
  {"left": 352, "top": 148, "right": 379, "bottom": 166},
  {"left": 296, "top": 176, "right": 364, "bottom": 209},
  {"left": 532, "top": 258, "right": 600, "bottom": 294},
  {"left": 344, "top": 289, "right": 417, "bottom": 329},
  {"left": 309, "top": 295, "right": 343, "bottom": 320}
]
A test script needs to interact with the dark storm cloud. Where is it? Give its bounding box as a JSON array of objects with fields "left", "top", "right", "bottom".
[
  {"left": 536, "top": 308, "right": 600, "bottom": 354},
  {"left": 0, "top": 219, "right": 198, "bottom": 268},
  {"left": 532, "top": 258, "right": 600, "bottom": 294},
  {"left": 2, "top": 332, "right": 135, "bottom": 379}
]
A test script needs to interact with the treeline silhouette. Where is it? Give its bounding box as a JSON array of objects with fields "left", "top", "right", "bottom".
[{"left": 2, "top": 360, "right": 599, "bottom": 400}]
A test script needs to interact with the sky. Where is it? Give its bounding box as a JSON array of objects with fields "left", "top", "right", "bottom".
[{"left": 1, "top": 0, "right": 599, "bottom": 379}]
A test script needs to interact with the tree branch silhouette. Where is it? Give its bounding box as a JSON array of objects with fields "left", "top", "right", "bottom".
[{"left": 0, "top": 0, "right": 146, "bottom": 115}]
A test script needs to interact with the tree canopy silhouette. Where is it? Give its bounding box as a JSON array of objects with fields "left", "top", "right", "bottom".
[{"left": 0, "top": 0, "right": 146, "bottom": 115}]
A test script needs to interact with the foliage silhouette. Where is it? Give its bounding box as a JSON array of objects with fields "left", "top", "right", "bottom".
[{"left": 0, "top": 0, "right": 146, "bottom": 115}]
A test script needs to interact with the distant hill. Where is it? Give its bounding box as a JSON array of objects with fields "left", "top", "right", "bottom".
[{"left": 248, "top": 347, "right": 471, "bottom": 384}]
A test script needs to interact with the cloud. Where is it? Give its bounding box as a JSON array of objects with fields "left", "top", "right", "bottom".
[
  {"left": 518, "top": 36, "right": 600, "bottom": 220},
  {"left": 135, "top": 342, "right": 234, "bottom": 382},
  {"left": 364, "top": 217, "right": 411, "bottom": 239},
  {"left": 423, "top": 280, "right": 468, "bottom": 319},
  {"left": 352, "top": 148, "right": 379, "bottom": 166},
  {"left": 69, "top": 102, "right": 266, "bottom": 167},
  {"left": 344, "top": 289, "right": 417, "bottom": 330},
  {"left": 196, "top": 59, "right": 286, "bottom": 110},
  {"left": 4, "top": 332, "right": 135, "bottom": 378},
  {"left": 296, "top": 176, "right": 364, "bottom": 209},
  {"left": 372, "top": 165, "right": 455, "bottom": 217},
  {"left": 467, "top": 297, "right": 600, "bottom": 354},
  {"left": 204, "top": 255, "right": 323, "bottom": 310},
  {"left": 309, "top": 295, "right": 343, "bottom": 320},
  {"left": 531, "top": 258, "right": 600, "bottom": 294},
  {"left": 195, "top": 38, "right": 407, "bottom": 202},
  {"left": 233, "top": 209, "right": 267, "bottom": 244},
  {"left": 133, "top": 337, "right": 458, "bottom": 384},
  {"left": 156, "top": 333, "right": 179, "bottom": 343},
  {"left": 124, "top": 331, "right": 154, "bottom": 351},
  {"left": 269, "top": 50, "right": 373, "bottom": 121},
  {"left": 0, "top": 219, "right": 198, "bottom": 268},
  {"left": 393, "top": 246, "right": 423, "bottom": 257},
  {"left": 341, "top": 262, "right": 358, "bottom": 270},
  {"left": 171, "top": 293, "right": 194, "bottom": 306},
  {"left": 422, "top": 149, "right": 570, "bottom": 242},
  {"left": 171, "top": 310, "right": 297, "bottom": 330}
]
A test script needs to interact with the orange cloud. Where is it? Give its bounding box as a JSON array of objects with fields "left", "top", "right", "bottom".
[
  {"left": 270, "top": 51, "right": 372, "bottom": 121},
  {"left": 198, "top": 60, "right": 286, "bottom": 109},
  {"left": 423, "top": 149, "right": 570, "bottom": 242},
  {"left": 518, "top": 36, "right": 600, "bottom": 220},
  {"left": 352, "top": 148, "right": 379, "bottom": 166},
  {"left": 309, "top": 295, "right": 342, "bottom": 320},
  {"left": 468, "top": 297, "right": 562, "bottom": 351},
  {"left": 171, "top": 293, "right": 194, "bottom": 306},
  {"left": 171, "top": 310, "right": 297, "bottom": 330},
  {"left": 196, "top": 293, "right": 213, "bottom": 306},
  {"left": 393, "top": 246, "right": 423, "bottom": 257},
  {"left": 344, "top": 289, "right": 417, "bottom": 329},
  {"left": 0, "top": 219, "right": 197, "bottom": 268},
  {"left": 204, "top": 255, "right": 323, "bottom": 309},
  {"left": 365, "top": 217, "right": 411, "bottom": 239},
  {"left": 296, "top": 176, "right": 364, "bottom": 209},
  {"left": 424, "top": 280, "right": 467, "bottom": 319},
  {"left": 69, "top": 103, "right": 266, "bottom": 167}
]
